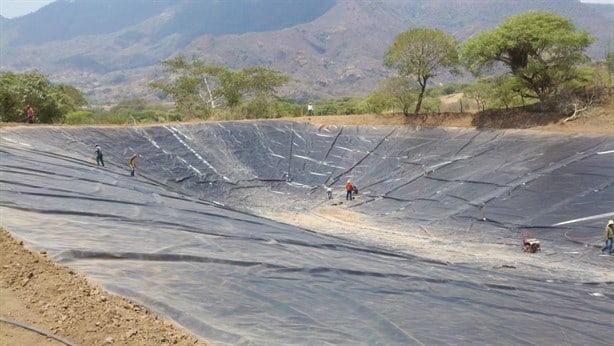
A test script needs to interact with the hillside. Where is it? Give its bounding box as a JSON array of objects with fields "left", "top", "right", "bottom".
[{"left": 0, "top": 0, "right": 612, "bottom": 104}]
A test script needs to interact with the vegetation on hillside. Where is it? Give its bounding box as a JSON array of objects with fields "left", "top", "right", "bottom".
[
  {"left": 1, "top": 11, "right": 611, "bottom": 125},
  {"left": 149, "top": 55, "right": 291, "bottom": 119},
  {"left": 2, "top": 0, "right": 611, "bottom": 104},
  {"left": 0, "top": 70, "right": 86, "bottom": 123}
]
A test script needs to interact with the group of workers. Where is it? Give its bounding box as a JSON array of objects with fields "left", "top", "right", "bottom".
[
  {"left": 326, "top": 179, "right": 358, "bottom": 201},
  {"left": 96, "top": 137, "right": 614, "bottom": 256},
  {"left": 94, "top": 143, "right": 138, "bottom": 176},
  {"left": 24, "top": 107, "right": 138, "bottom": 177},
  {"left": 23, "top": 102, "right": 613, "bottom": 256}
]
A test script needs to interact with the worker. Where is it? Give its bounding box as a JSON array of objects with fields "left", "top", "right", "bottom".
[
  {"left": 602, "top": 220, "right": 614, "bottom": 255},
  {"left": 26, "top": 105, "right": 34, "bottom": 123},
  {"left": 95, "top": 144, "right": 104, "bottom": 166},
  {"left": 345, "top": 180, "right": 353, "bottom": 200},
  {"left": 327, "top": 187, "right": 333, "bottom": 199},
  {"left": 129, "top": 153, "right": 138, "bottom": 176}
]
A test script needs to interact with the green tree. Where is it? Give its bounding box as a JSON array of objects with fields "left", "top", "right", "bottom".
[
  {"left": 363, "top": 91, "right": 394, "bottom": 114},
  {"left": 240, "top": 66, "right": 290, "bottom": 99},
  {"left": 224, "top": 66, "right": 290, "bottom": 117},
  {"left": 420, "top": 96, "right": 442, "bottom": 113},
  {"left": 464, "top": 76, "right": 525, "bottom": 111},
  {"left": 0, "top": 70, "right": 86, "bottom": 123},
  {"left": 376, "top": 77, "right": 417, "bottom": 116},
  {"left": 461, "top": 11, "right": 595, "bottom": 108},
  {"left": 463, "top": 80, "right": 492, "bottom": 111},
  {"left": 150, "top": 56, "right": 218, "bottom": 118},
  {"left": 150, "top": 55, "right": 290, "bottom": 119},
  {"left": 55, "top": 84, "right": 88, "bottom": 109},
  {"left": 384, "top": 28, "right": 460, "bottom": 115},
  {"left": 318, "top": 100, "right": 339, "bottom": 115},
  {"left": 488, "top": 76, "right": 525, "bottom": 110}
]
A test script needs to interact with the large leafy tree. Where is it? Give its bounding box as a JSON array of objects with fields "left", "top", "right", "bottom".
[
  {"left": 237, "top": 66, "right": 291, "bottom": 118},
  {"left": 384, "top": 28, "right": 460, "bottom": 115},
  {"left": 150, "top": 55, "right": 290, "bottom": 118},
  {"left": 240, "top": 66, "right": 290, "bottom": 99},
  {"left": 150, "top": 56, "right": 219, "bottom": 118},
  {"left": 0, "top": 70, "right": 86, "bottom": 123},
  {"left": 461, "top": 11, "right": 594, "bottom": 108}
]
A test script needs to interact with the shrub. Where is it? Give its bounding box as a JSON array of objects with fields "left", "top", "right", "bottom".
[{"left": 63, "top": 110, "right": 95, "bottom": 125}]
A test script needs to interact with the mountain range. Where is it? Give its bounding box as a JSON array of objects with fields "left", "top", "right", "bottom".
[{"left": 1, "top": 0, "right": 612, "bottom": 105}]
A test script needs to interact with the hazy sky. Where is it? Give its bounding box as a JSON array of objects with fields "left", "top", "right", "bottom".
[
  {"left": 0, "top": 0, "right": 613, "bottom": 18},
  {"left": 1, "top": 0, "right": 55, "bottom": 18}
]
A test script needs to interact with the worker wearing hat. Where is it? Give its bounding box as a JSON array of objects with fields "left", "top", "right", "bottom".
[{"left": 602, "top": 220, "right": 614, "bottom": 255}]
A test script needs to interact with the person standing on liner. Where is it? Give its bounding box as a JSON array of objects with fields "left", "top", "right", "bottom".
[
  {"left": 602, "top": 220, "right": 614, "bottom": 255},
  {"left": 129, "top": 153, "right": 138, "bottom": 176},
  {"left": 345, "top": 180, "right": 353, "bottom": 200},
  {"left": 26, "top": 105, "right": 34, "bottom": 123},
  {"left": 95, "top": 144, "right": 104, "bottom": 166}
]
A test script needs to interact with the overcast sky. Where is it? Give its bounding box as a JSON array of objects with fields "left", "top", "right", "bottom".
[{"left": 1, "top": 0, "right": 613, "bottom": 18}]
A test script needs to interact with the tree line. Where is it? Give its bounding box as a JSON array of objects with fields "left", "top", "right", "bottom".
[
  {"left": 0, "top": 70, "right": 87, "bottom": 123},
  {"left": 1, "top": 11, "right": 611, "bottom": 124}
]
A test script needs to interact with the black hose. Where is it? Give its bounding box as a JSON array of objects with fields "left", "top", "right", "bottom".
[{"left": 0, "top": 316, "right": 78, "bottom": 346}]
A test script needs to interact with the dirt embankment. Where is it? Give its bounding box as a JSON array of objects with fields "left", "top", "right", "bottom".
[
  {"left": 290, "top": 94, "right": 614, "bottom": 135},
  {"left": 0, "top": 228, "right": 208, "bottom": 346}
]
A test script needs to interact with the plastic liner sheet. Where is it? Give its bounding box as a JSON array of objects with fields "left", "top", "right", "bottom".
[{"left": 1, "top": 122, "right": 612, "bottom": 345}]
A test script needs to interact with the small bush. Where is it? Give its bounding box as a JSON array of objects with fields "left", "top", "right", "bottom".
[{"left": 63, "top": 110, "right": 95, "bottom": 125}]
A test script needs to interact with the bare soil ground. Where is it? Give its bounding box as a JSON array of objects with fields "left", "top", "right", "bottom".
[
  {"left": 291, "top": 94, "right": 614, "bottom": 135},
  {"left": 0, "top": 229, "right": 207, "bottom": 346},
  {"left": 1, "top": 99, "right": 613, "bottom": 345}
]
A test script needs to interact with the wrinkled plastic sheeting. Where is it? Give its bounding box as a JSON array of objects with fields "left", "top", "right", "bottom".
[{"left": 1, "top": 122, "right": 613, "bottom": 345}]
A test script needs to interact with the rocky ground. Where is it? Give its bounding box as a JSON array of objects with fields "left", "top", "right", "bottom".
[{"left": 1, "top": 98, "right": 612, "bottom": 345}]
